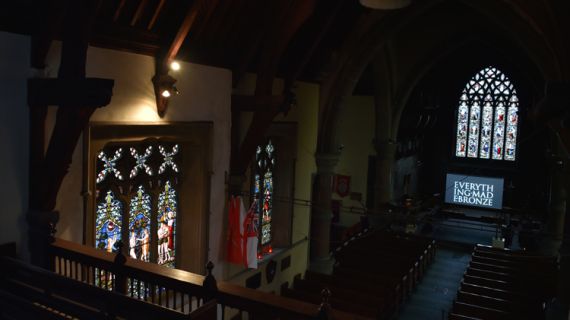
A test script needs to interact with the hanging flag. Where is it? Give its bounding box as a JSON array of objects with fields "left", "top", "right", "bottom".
[
  {"left": 243, "top": 200, "right": 259, "bottom": 269},
  {"left": 226, "top": 196, "right": 243, "bottom": 264}
]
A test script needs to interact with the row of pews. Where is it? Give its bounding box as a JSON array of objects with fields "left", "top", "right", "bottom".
[
  {"left": 282, "top": 230, "right": 436, "bottom": 319},
  {"left": 449, "top": 244, "right": 558, "bottom": 320}
]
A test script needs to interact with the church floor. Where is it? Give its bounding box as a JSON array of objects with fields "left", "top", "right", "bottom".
[{"left": 396, "top": 246, "right": 471, "bottom": 320}]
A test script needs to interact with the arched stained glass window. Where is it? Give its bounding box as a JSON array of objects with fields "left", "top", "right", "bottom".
[
  {"left": 96, "top": 190, "right": 122, "bottom": 253},
  {"left": 455, "top": 67, "right": 519, "bottom": 161},
  {"left": 157, "top": 181, "right": 177, "bottom": 267},
  {"left": 129, "top": 185, "right": 152, "bottom": 262},
  {"left": 253, "top": 140, "right": 275, "bottom": 257}
]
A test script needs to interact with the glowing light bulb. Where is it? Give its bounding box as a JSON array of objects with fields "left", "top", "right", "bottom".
[
  {"left": 170, "top": 61, "right": 181, "bottom": 71},
  {"left": 161, "top": 89, "right": 171, "bottom": 98}
]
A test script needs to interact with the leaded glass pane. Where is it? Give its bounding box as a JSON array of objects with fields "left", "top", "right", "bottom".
[
  {"left": 505, "top": 102, "right": 519, "bottom": 161},
  {"left": 456, "top": 103, "right": 468, "bottom": 157},
  {"left": 467, "top": 102, "right": 480, "bottom": 158},
  {"left": 97, "top": 149, "right": 124, "bottom": 184},
  {"left": 129, "top": 186, "right": 151, "bottom": 262},
  {"left": 492, "top": 104, "right": 506, "bottom": 160},
  {"left": 96, "top": 191, "right": 122, "bottom": 252},
  {"left": 129, "top": 146, "right": 153, "bottom": 178},
  {"left": 158, "top": 144, "right": 180, "bottom": 174},
  {"left": 157, "top": 181, "right": 177, "bottom": 267},
  {"left": 479, "top": 102, "right": 493, "bottom": 159}
]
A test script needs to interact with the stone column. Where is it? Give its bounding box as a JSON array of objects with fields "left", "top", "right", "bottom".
[
  {"left": 310, "top": 153, "right": 339, "bottom": 261},
  {"left": 374, "top": 140, "right": 397, "bottom": 210}
]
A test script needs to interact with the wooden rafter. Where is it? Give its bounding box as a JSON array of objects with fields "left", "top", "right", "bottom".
[
  {"left": 113, "top": 0, "right": 127, "bottom": 22},
  {"left": 131, "top": 0, "right": 149, "bottom": 26},
  {"left": 232, "top": 0, "right": 317, "bottom": 175},
  {"left": 164, "top": 0, "right": 202, "bottom": 65},
  {"left": 147, "top": 0, "right": 166, "bottom": 30}
]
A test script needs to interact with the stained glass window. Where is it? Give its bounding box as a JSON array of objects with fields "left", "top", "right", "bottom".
[
  {"left": 129, "top": 186, "right": 151, "bottom": 262},
  {"left": 96, "top": 191, "right": 122, "bottom": 252},
  {"left": 252, "top": 140, "right": 275, "bottom": 258},
  {"left": 455, "top": 67, "right": 519, "bottom": 161},
  {"left": 94, "top": 141, "right": 180, "bottom": 270},
  {"left": 157, "top": 181, "right": 177, "bottom": 267}
]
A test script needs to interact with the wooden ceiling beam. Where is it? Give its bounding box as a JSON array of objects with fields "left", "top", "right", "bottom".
[
  {"left": 283, "top": 0, "right": 343, "bottom": 88},
  {"left": 164, "top": 0, "right": 202, "bottom": 65},
  {"left": 190, "top": 0, "right": 220, "bottom": 42},
  {"left": 113, "top": 0, "right": 127, "bottom": 22},
  {"left": 131, "top": 0, "right": 149, "bottom": 26},
  {"left": 232, "top": 0, "right": 317, "bottom": 175},
  {"left": 147, "top": 0, "right": 166, "bottom": 30}
]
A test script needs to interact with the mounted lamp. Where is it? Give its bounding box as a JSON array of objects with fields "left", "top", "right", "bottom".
[
  {"left": 152, "top": 60, "right": 181, "bottom": 117},
  {"left": 359, "top": 0, "right": 411, "bottom": 9}
]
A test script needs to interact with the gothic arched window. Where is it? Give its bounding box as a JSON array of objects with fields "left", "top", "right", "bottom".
[
  {"left": 455, "top": 67, "right": 519, "bottom": 161},
  {"left": 252, "top": 140, "right": 275, "bottom": 258}
]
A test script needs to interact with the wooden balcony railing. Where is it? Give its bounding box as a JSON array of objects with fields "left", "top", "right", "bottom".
[{"left": 48, "top": 238, "right": 366, "bottom": 320}]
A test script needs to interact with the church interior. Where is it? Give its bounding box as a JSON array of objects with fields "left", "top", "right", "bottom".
[{"left": 1, "top": 0, "right": 569, "bottom": 319}]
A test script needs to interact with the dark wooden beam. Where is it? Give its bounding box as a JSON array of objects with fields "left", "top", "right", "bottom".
[
  {"left": 189, "top": 0, "right": 220, "bottom": 42},
  {"left": 131, "top": 0, "right": 150, "bottom": 26},
  {"left": 113, "top": 0, "right": 127, "bottom": 22},
  {"left": 233, "top": 0, "right": 317, "bottom": 175},
  {"left": 164, "top": 0, "right": 202, "bottom": 65},
  {"left": 147, "top": 0, "right": 166, "bottom": 30},
  {"left": 28, "top": 0, "right": 112, "bottom": 267},
  {"left": 283, "top": 0, "right": 343, "bottom": 88}
]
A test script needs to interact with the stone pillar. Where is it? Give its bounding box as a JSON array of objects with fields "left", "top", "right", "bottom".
[
  {"left": 310, "top": 153, "right": 339, "bottom": 261},
  {"left": 374, "top": 140, "right": 397, "bottom": 210}
]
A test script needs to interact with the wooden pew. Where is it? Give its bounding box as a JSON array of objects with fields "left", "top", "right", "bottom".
[
  {"left": 460, "top": 282, "right": 542, "bottom": 306},
  {"left": 456, "top": 290, "right": 542, "bottom": 319},
  {"left": 333, "top": 266, "right": 406, "bottom": 302},
  {"left": 451, "top": 301, "right": 512, "bottom": 320},
  {"left": 336, "top": 248, "right": 420, "bottom": 286},
  {"left": 448, "top": 313, "right": 481, "bottom": 320},
  {"left": 293, "top": 277, "right": 393, "bottom": 318},
  {"left": 303, "top": 271, "right": 399, "bottom": 311},
  {"left": 282, "top": 287, "right": 378, "bottom": 319}
]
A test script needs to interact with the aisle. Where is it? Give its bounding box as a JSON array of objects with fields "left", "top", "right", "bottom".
[{"left": 397, "top": 248, "right": 470, "bottom": 320}]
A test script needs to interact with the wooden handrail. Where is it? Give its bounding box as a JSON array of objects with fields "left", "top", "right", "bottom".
[{"left": 48, "top": 238, "right": 364, "bottom": 319}]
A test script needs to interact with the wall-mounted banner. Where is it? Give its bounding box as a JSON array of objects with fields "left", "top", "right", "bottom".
[{"left": 445, "top": 173, "right": 504, "bottom": 209}]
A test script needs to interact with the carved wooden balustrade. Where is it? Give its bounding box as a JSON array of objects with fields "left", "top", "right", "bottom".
[{"left": 48, "top": 238, "right": 364, "bottom": 320}]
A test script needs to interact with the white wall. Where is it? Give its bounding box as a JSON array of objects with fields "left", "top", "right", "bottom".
[
  {"left": 333, "top": 95, "right": 376, "bottom": 226},
  {"left": 0, "top": 32, "right": 30, "bottom": 256}
]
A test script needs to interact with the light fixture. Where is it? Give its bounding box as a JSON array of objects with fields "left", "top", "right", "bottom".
[
  {"left": 170, "top": 61, "right": 181, "bottom": 71},
  {"left": 152, "top": 73, "right": 177, "bottom": 117},
  {"left": 359, "top": 0, "right": 411, "bottom": 9}
]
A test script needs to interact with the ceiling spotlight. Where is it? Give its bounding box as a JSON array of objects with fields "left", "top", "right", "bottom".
[
  {"left": 161, "top": 89, "right": 171, "bottom": 98},
  {"left": 170, "top": 61, "right": 181, "bottom": 71}
]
